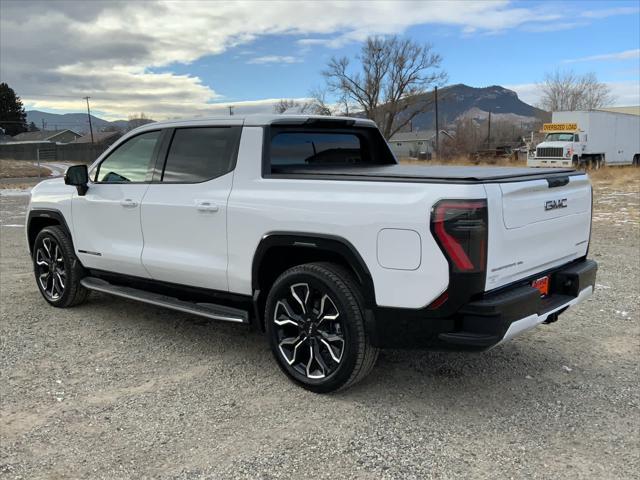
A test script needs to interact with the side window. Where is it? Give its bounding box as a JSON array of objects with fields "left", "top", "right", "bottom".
[
  {"left": 161, "top": 127, "right": 241, "bottom": 183},
  {"left": 574, "top": 134, "right": 580, "bottom": 142},
  {"left": 96, "top": 131, "right": 160, "bottom": 183}
]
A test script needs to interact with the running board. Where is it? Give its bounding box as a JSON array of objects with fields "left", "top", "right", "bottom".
[{"left": 80, "top": 277, "right": 249, "bottom": 324}]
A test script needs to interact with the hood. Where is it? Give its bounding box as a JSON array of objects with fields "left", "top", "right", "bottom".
[{"left": 537, "top": 141, "right": 572, "bottom": 148}]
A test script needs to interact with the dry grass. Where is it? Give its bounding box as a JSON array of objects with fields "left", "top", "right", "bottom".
[
  {"left": 0, "top": 159, "right": 52, "bottom": 179},
  {"left": 588, "top": 165, "right": 640, "bottom": 190},
  {"left": 399, "top": 156, "right": 640, "bottom": 190}
]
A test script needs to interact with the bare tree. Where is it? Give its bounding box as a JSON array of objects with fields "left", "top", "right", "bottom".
[
  {"left": 299, "top": 87, "right": 334, "bottom": 116},
  {"left": 273, "top": 99, "right": 299, "bottom": 114},
  {"left": 127, "top": 112, "right": 154, "bottom": 131},
  {"left": 537, "top": 70, "right": 614, "bottom": 112},
  {"left": 322, "top": 35, "right": 446, "bottom": 139}
]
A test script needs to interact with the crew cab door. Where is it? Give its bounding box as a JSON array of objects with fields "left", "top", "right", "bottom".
[
  {"left": 71, "top": 130, "right": 162, "bottom": 278},
  {"left": 140, "top": 125, "right": 242, "bottom": 291}
]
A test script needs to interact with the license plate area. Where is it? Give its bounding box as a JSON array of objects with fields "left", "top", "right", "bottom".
[{"left": 532, "top": 275, "right": 550, "bottom": 297}]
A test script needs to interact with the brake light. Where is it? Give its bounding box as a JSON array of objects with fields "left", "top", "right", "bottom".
[{"left": 431, "top": 200, "right": 488, "bottom": 273}]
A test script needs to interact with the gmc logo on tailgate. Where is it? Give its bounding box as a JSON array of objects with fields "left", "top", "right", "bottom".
[{"left": 545, "top": 198, "right": 568, "bottom": 211}]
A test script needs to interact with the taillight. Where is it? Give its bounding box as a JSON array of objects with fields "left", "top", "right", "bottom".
[{"left": 431, "top": 200, "right": 488, "bottom": 273}]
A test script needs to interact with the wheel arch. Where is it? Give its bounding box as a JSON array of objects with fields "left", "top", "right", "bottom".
[
  {"left": 252, "top": 233, "right": 376, "bottom": 325},
  {"left": 27, "top": 209, "right": 73, "bottom": 254}
]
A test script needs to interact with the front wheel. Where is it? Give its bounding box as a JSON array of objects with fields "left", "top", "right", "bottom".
[
  {"left": 265, "top": 262, "right": 379, "bottom": 393},
  {"left": 33, "top": 226, "right": 88, "bottom": 308}
]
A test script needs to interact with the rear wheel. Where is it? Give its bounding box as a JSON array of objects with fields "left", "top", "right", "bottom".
[
  {"left": 265, "top": 262, "right": 378, "bottom": 393},
  {"left": 33, "top": 226, "right": 88, "bottom": 307},
  {"left": 633, "top": 154, "right": 639, "bottom": 167}
]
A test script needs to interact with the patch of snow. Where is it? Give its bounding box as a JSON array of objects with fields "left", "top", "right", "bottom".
[{"left": 0, "top": 189, "right": 32, "bottom": 197}]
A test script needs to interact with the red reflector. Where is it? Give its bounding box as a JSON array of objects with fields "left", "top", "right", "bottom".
[
  {"left": 428, "top": 291, "right": 449, "bottom": 310},
  {"left": 532, "top": 275, "right": 550, "bottom": 296}
]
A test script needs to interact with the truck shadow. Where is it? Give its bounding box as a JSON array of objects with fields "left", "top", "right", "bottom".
[{"left": 79, "top": 292, "right": 572, "bottom": 405}]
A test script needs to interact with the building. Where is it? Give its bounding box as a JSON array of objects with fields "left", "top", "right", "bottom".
[
  {"left": 388, "top": 131, "right": 435, "bottom": 159},
  {"left": 71, "top": 130, "right": 122, "bottom": 146},
  {"left": 11, "top": 129, "right": 82, "bottom": 144}
]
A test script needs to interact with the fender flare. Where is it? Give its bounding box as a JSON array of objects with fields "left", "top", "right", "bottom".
[
  {"left": 26, "top": 209, "right": 73, "bottom": 254},
  {"left": 251, "top": 232, "right": 376, "bottom": 307}
]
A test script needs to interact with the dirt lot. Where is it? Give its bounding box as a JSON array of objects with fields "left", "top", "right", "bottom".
[{"left": 1, "top": 170, "right": 638, "bottom": 479}]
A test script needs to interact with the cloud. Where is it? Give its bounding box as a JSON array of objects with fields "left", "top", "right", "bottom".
[
  {"left": 563, "top": 49, "right": 640, "bottom": 63},
  {"left": 247, "top": 55, "right": 302, "bottom": 65},
  {"left": 506, "top": 81, "right": 640, "bottom": 108},
  {"left": 1, "top": 0, "right": 636, "bottom": 119},
  {"left": 580, "top": 6, "right": 640, "bottom": 19}
]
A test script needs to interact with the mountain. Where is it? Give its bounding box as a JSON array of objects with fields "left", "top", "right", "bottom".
[
  {"left": 25, "top": 84, "right": 548, "bottom": 135},
  {"left": 25, "top": 110, "right": 119, "bottom": 134},
  {"left": 396, "top": 84, "right": 549, "bottom": 132}
]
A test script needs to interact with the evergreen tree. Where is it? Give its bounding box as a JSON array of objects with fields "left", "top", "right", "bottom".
[
  {"left": 0, "top": 83, "right": 28, "bottom": 136},
  {"left": 28, "top": 121, "right": 40, "bottom": 132}
]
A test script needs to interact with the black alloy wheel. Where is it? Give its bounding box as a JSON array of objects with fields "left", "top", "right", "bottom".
[
  {"left": 33, "top": 226, "right": 88, "bottom": 307},
  {"left": 265, "top": 262, "right": 378, "bottom": 393}
]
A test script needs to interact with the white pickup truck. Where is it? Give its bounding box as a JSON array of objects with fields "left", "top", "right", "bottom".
[{"left": 27, "top": 115, "right": 597, "bottom": 392}]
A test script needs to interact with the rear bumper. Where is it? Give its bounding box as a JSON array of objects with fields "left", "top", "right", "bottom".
[
  {"left": 369, "top": 259, "right": 597, "bottom": 350},
  {"left": 528, "top": 157, "right": 573, "bottom": 168}
]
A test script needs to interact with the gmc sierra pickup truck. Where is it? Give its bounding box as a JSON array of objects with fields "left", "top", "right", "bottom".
[{"left": 27, "top": 115, "right": 597, "bottom": 392}]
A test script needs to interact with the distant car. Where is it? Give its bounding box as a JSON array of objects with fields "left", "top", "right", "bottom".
[{"left": 26, "top": 115, "right": 597, "bottom": 392}]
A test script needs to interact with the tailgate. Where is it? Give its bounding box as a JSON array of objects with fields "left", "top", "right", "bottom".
[{"left": 484, "top": 174, "right": 592, "bottom": 290}]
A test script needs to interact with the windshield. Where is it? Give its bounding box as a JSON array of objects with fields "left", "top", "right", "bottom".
[{"left": 545, "top": 133, "right": 575, "bottom": 142}]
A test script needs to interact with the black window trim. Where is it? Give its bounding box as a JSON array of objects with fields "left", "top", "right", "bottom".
[
  {"left": 92, "top": 129, "right": 166, "bottom": 185},
  {"left": 152, "top": 125, "right": 243, "bottom": 185},
  {"left": 261, "top": 124, "right": 396, "bottom": 179}
]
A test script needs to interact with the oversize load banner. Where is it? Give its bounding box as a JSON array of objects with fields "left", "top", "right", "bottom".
[{"left": 543, "top": 123, "right": 578, "bottom": 131}]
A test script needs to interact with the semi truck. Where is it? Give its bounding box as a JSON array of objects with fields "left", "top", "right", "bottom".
[{"left": 528, "top": 110, "right": 640, "bottom": 168}]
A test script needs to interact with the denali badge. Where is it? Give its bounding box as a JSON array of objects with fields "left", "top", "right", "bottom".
[{"left": 545, "top": 198, "right": 568, "bottom": 211}]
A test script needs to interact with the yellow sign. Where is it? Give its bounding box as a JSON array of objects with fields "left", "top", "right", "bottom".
[{"left": 542, "top": 123, "right": 578, "bottom": 132}]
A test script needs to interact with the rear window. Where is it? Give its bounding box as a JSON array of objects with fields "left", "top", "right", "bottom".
[
  {"left": 161, "top": 127, "right": 241, "bottom": 183},
  {"left": 271, "top": 132, "right": 363, "bottom": 166},
  {"left": 267, "top": 127, "right": 396, "bottom": 174}
]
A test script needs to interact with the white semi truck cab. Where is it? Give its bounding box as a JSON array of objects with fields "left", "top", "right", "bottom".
[
  {"left": 530, "top": 125, "right": 586, "bottom": 168},
  {"left": 528, "top": 110, "right": 640, "bottom": 169}
]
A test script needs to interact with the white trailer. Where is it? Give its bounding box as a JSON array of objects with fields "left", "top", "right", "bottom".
[{"left": 528, "top": 110, "right": 640, "bottom": 168}]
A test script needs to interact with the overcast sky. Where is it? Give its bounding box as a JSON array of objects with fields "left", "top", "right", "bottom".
[{"left": 1, "top": 0, "right": 638, "bottom": 120}]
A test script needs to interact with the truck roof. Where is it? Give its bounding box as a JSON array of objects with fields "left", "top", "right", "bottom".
[{"left": 133, "top": 114, "right": 377, "bottom": 132}]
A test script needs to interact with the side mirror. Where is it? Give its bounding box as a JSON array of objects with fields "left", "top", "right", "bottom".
[{"left": 64, "top": 164, "right": 89, "bottom": 196}]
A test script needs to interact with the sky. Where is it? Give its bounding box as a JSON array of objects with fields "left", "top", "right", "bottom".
[{"left": 1, "top": 0, "right": 639, "bottom": 121}]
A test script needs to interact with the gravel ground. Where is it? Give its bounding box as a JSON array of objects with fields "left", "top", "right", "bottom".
[{"left": 1, "top": 180, "right": 638, "bottom": 479}]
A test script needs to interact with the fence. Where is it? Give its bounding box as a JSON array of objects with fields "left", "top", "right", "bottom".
[{"left": 0, "top": 142, "right": 109, "bottom": 164}]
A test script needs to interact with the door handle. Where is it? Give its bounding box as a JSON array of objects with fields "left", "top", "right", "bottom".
[
  {"left": 196, "top": 201, "right": 219, "bottom": 213},
  {"left": 120, "top": 199, "right": 138, "bottom": 208}
]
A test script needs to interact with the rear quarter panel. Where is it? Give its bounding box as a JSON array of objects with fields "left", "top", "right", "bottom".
[{"left": 227, "top": 127, "right": 486, "bottom": 309}]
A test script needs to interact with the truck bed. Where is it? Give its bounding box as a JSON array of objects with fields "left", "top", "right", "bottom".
[{"left": 270, "top": 164, "right": 579, "bottom": 184}]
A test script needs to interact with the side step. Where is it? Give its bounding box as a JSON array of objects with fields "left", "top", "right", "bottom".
[{"left": 80, "top": 277, "right": 249, "bottom": 324}]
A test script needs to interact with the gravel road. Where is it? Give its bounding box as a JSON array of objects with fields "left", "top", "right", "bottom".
[{"left": 1, "top": 180, "right": 638, "bottom": 479}]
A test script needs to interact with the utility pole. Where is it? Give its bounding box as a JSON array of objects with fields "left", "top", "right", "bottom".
[
  {"left": 487, "top": 110, "right": 492, "bottom": 148},
  {"left": 41, "top": 119, "right": 46, "bottom": 131},
  {"left": 434, "top": 86, "right": 439, "bottom": 159},
  {"left": 83, "top": 96, "right": 94, "bottom": 144},
  {"left": 228, "top": 105, "right": 234, "bottom": 116}
]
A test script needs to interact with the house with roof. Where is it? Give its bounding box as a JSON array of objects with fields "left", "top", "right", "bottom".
[
  {"left": 388, "top": 131, "right": 436, "bottom": 159},
  {"left": 11, "top": 129, "right": 81, "bottom": 144},
  {"left": 71, "top": 130, "right": 122, "bottom": 147}
]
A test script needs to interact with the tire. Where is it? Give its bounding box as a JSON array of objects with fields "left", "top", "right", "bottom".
[
  {"left": 265, "top": 262, "right": 379, "bottom": 393},
  {"left": 633, "top": 154, "right": 639, "bottom": 167},
  {"left": 572, "top": 156, "right": 579, "bottom": 168},
  {"left": 32, "top": 225, "right": 88, "bottom": 308}
]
